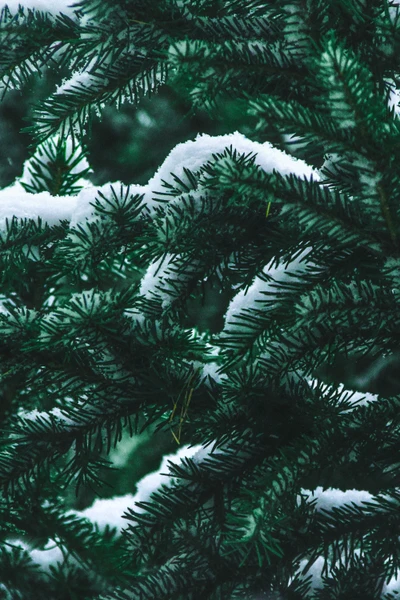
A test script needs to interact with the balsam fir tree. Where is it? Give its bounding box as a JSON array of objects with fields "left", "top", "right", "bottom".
[{"left": 0, "top": 0, "right": 400, "bottom": 598}]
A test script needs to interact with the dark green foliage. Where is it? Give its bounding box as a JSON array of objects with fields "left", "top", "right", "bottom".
[{"left": 0, "top": 0, "right": 400, "bottom": 599}]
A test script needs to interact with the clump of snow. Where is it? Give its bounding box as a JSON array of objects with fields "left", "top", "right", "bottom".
[
  {"left": 201, "top": 360, "right": 226, "bottom": 386},
  {"left": 300, "top": 486, "right": 374, "bottom": 512},
  {"left": 0, "top": 182, "right": 77, "bottom": 230},
  {"left": 74, "top": 493, "right": 137, "bottom": 533},
  {"left": 139, "top": 254, "right": 174, "bottom": 299},
  {"left": 189, "top": 442, "right": 234, "bottom": 464},
  {"left": 56, "top": 55, "right": 111, "bottom": 97},
  {"left": 0, "top": 295, "right": 16, "bottom": 315},
  {"left": 223, "top": 246, "right": 314, "bottom": 332},
  {"left": 340, "top": 389, "right": 378, "bottom": 408},
  {"left": 141, "top": 131, "right": 319, "bottom": 215},
  {"left": 296, "top": 556, "right": 325, "bottom": 591},
  {"left": 69, "top": 181, "right": 143, "bottom": 227},
  {"left": 71, "top": 444, "right": 202, "bottom": 532},
  {"left": 17, "top": 406, "right": 80, "bottom": 427},
  {"left": 6, "top": 538, "right": 66, "bottom": 572},
  {"left": 139, "top": 253, "right": 200, "bottom": 309},
  {"left": 389, "top": 85, "right": 400, "bottom": 116},
  {"left": 56, "top": 70, "right": 102, "bottom": 95},
  {"left": 0, "top": 132, "right": 317, "bottom": 234},
  {"left": 133, "top": 444, "right": 201, "bottom": 508},
  {"left": 29, "top": 539, "right": 65, "bottom": 571},
  {"left": 382, "top": 571, "right": 400, "bottom": 595},
  {"left": 306, "top": 379, "right": 379, "bottom": 409},
  {"left": 2, "top": 0, "right": 78, "bottom": 18}
]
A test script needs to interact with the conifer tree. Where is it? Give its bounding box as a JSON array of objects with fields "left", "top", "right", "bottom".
[{"left": 0, "top": 0, "right": 400, "bottom": 598}]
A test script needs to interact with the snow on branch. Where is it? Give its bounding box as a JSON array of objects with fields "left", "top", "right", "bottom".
[
  {"left": 70, "top": 443, "right": 202, "bottom": 533},
  {"left": 0, "top": 132, "right": 318, "bottom": 387},
  {"left": 141, "top": 131, "right": 319, "bottom": 215},
  {"left": 0, "top": 131, "right": 317, "bottom": 232},
  {"left": 300, "top": 486, "right": 375, "bottom": 512},
  {"left": 2, "top": 0, "right": 78, "bottom": 18},
  {"left": 222, "top": 246, "right": 315, "bottom": 333},
  {"left": 0, "top": 182, "right": 77, "bottom": 229}
]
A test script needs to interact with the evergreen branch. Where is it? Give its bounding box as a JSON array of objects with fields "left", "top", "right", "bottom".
[
  {"left": 315, "top": 32, "right": 396, "bottom": 144},
  {"left": 247, "top": 93, "right": 347, "bottom": 154},
  {"left": 193, "top": 15, "right": 280, "bottom": 43},
  {"left": 0, "top": 8, "right": 80, "bottom": 94},
  {"left": 30, "top": 57, "right": 168, "bottom": 142}
]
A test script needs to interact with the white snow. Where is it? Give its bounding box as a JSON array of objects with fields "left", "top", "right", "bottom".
[
  {"left": 0, "top": 181, "right": 76, "bottom": 229},
  {"left": 190, "top": 442, "right": 232, "bottom": 464},
  {"left": 2, "top": 0, "right": 78, "bottom": 18},
  {"left": 73, "top": 493, "right": 137, "bottom": 533},
  {"left": 201, "top": 359, "right": 226, "bottom": 386},
  {"left": 29, "top": 539, "right": 65, "bottom": 571},
  {"left": 382, "top": 571, "right": 400, "bottom": 595},
  {"left": 71, "top": 444, "right": 202, "bottom": 532},
  {"left": 296, "top": 556, "right": 325, "bottom": 591},
  {"left": 0, "top": 295, "right": 16, "bottom": 314},
  {"left": 56, "top": 70, "right": 102, "bottom": 95},
  {"left": 389, "top": 85, "right": 400, "bottom": 115},
  {"left": 141, "top": 131, "right": 318, "bottom": 215},
  {"left": 133, "top": 443, "right": 201, "bottom": 508},
  {"left": 301, "top": 486, "right": 374, "bottom": 512},
  {"left": 339, "top": 389, "right": 379, "bottom": 408},
  {"left": 55, "top": 54, "right": 111, "bottom": 97},
  {"left": 68, "top": 182, "right": 107, "bottom": 226},
  {"left": 5, "top": 538, "right": 66, "bottom": 571},
  {"left": 69, "top": 181, "right": 143, "bottom": 227},
  {"left": 139, "top": 253, "right": 180, "bottom": 305},
  {"left": 139, "top": 253, "right": 200, "bottom": 309},
  {"left": 222, "top": 247, "right": 314, "bottom": 332},
  {"left": 17, "top": 406, "right": 79, "bottom": 426},
  {"left": 298, "top": 482, "right": 400, "bottom": 530},
  {"left": 306, "top": 379, "right": 379, "bottom": 409},
  {"left": 0, "top": 132, "right": 317, "bottom": 234},
  {"left": 0, "top": 179, "right": 142, "bottom": 232},
  {"left": 129, "top": 132, "right": 317, "bottom": 316}
]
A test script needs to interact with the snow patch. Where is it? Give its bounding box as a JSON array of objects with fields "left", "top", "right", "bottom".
[
  {"left": 71, "top": 444, "right": 202, "bottom": 532},
  {"left": 2, "top": 0, "right": 78, "bottom": 18},
  {"left": 300, "top": 486, "right": 374, "bottom": 512},
  {"left": 223, "top": 247, "right": 314, "bottom": 332},
  {"left": 0, "top": 182, "right": 76, "bottom": 229},
  {"left": 0, "top": 132, "right": 316, "bottom": 233}
]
